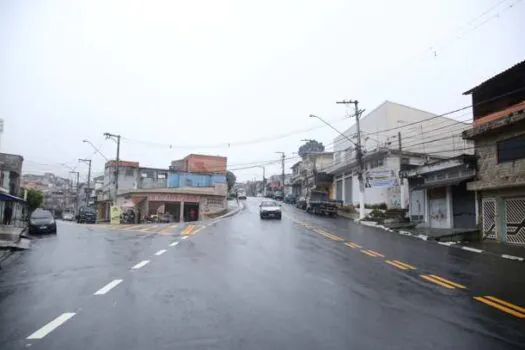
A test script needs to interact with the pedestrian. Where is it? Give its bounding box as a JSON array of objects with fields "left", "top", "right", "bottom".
[{"left": 3, "top": 203, "right": 12, "bottom": 225}]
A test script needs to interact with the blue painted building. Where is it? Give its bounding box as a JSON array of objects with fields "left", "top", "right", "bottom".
[{"left": 168, "top": 171, "right": 226, "bottom": 189}]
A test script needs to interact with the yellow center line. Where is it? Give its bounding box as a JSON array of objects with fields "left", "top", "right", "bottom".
[
  {"left": 420, "top": 275, "right": 455, "bottom": 289},
  {"left": 367, "top": 250, "right": 385, "bottom": 257},
  {"left": 484, "top": 296, "right": 525, "bottom": 314},
  {"left": 344, "top": 242, "right": 358, "bottom": 249},
  {"left": 392, "top": 260, "right": 416, "bottom": 270},
  {"left": 474, "top": 297, "right": 525, "bottom": 318},
  {"left": 428, "top": 274, "right": 466, "bottom": 289},
  {"left": 361, "top": 250, "right": 377, "bottom": 257},
  {"left": 385, "top": 260, "right": 408, "bottom": 270}
]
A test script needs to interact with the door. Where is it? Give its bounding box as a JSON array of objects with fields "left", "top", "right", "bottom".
[
  {"left": 335, "top": 180, "right": 343, "bottom": 201},
  {"left": 344, "top": 177, "right": 352, "bottom": 204},
  {"left": 410, "top": 189, "right": 425, "bottom": 222},
  {"left": 428, "top": 187, "right": 448, "bottom": 229}
]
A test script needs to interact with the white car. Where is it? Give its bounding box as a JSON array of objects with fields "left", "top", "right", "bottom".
[
  {"left": 259, "top": 200, "right": 282, "bottom": 220},
  {"left": 62, "top": 212, "right": 74, "bottom": 221}
]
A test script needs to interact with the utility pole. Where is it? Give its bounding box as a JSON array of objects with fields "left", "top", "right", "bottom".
[
  {"left": 258, "top": 166, "right": 266, "bottom": 196},
  {"left": 70, "top": 171, "right": 80, "bottom": 213},
  {"left": 104, "top": 133, "right": 121, "bottom": 204},
  {"left": 275, "top": 152, "right": 285, "bottom": 193},
  {"left": 78, "top": 158, "right": 92, "bottom": 206},
  {"left": 335, "top": 99, "right": 366, "bottom": 219},
  {"left": 398, "top": 131, "right": 406, "bottom": 209}
]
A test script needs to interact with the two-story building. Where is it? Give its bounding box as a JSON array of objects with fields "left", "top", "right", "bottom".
[
  {"left": 462, "top": 59, "right": 525, "bottom": 245},
  {"left": 327, "top": 101, "right": 473, "bottom": 208},
  {"left": 115, "top": 154, "right": 228, "bottom": 222},
  {"left": 0, "top": 153, "right": 25, "bottom": 226}
]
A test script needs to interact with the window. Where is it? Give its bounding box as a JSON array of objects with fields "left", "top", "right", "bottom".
[
  {"left": 368, "top": 158, "right": 384, "bottom": 169},
  {"left": 125, "top": 168, "right": 134, "bottom": 176},
  {"left": 497, "top": 136, "right": 525, "bottom": 163}
]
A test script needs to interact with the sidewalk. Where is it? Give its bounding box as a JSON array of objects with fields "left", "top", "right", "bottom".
[{"left": 337, "top": 213, "right": 525, "bottom": 263}]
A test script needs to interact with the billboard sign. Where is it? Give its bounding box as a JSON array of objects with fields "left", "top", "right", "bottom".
[{"left": 365, "top": 169, "right": 399, "bottom": 188}]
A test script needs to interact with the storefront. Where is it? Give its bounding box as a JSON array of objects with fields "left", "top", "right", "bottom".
[{"left": 117, "top": 189, "right": 227, "bottom": 223}]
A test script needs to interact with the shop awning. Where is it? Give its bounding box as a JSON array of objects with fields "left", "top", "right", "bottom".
[
  {"left": 0, "top": 192, "right": 26, "bottom": 202},
  {"left": 413, "top": 175, "right": 475, "bottom": 190}
]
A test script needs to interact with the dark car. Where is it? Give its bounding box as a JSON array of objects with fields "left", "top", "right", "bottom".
[
  {"left": 273, "top": 191, "right": 284, "bottom": 201},
  {"left": 283, "top": 194, "right": 296, "bottom": 204},
  {"left": 29, "top": 209, "right": 57, "bottom": 234},
  {"left": 77, "top": 207, "right": 97, "bottom": 224}
]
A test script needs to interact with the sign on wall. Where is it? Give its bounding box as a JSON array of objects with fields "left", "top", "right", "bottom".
[
  {"left": 365, "top": 170, "right": 399, "bottom": 188},
  {"left": 110, "top": 205, "right": 121, "bottom": 224}
]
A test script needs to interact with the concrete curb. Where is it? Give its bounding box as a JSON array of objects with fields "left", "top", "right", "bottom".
[
  {"left": 354, "top": 219, "right": 525, "bottom": 263},
  {"left": 217, "top": 201, "right": 244, "bottom": 220}
]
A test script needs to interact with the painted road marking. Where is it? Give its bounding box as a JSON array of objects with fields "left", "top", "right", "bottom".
[
  {"left": 94, "top": 279, "right": 123, "bottom": 295},
  {"left": 344, "top": 242, "right": 359, "bottom": 249},
  {"left": 367, "top": 250, "right": 385, "bottom": 257},
  {"left": 181, "top": 236, "right": 188, "bottom": 240},
  {"left": 385, "top": 260, "right": 408, "bottom": 270},
  {"left": 169, "top": 241, "right": 179, "bottom": 247},
  {"left": 461, "top": 246, "right": 484, "bottom": 253},
  {"left": 438, "top": 241, "right": 456, "bottom": 246},
  {"left": 361, "top": 250, "right": 377, "bottom": 257},
  {"left": 155, "top": 249, "right": 167, "bottom": 256},
  {"left": 170, "top": 224, "right": 179, "bottom": 229},
  {"left": 345, "top": 241, "right": 362, "bottom": 248},
  {"left": 474, "top": 296, "right": 525, "bottom": 318},
  {"left": 131, "top": 260, "right": 150, "bottom": 269},
  {"left": 181, "top": 225, "right": 196, "bottom": 235},
  {"left": 501, "top": 254, "right": 525, "bottom": 262},
  {"left": 27, "top": 313, "right": 76, "bottom": 339},
  {"left": 420, "top": 274, "right": 465, "bottom": 289},
  {"left": 392, "top": 260, "right": 416, "bottom": 270},
  {"left": 427, "top": 274, "right": 466, "bottom": 289},
  {"left": 314, "top": 229, "right": 344, "bottom": 241}
]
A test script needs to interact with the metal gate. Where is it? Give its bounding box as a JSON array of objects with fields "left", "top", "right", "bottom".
[
  {"left": 481, "top": 198, "right": 496, "bottom": 239},
  {"left": 506, "top": 198, "right": 525, "bottom": 245}
]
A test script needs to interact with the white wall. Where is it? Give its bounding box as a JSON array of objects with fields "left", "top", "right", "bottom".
[{"left": 333, "top": 101, "right": 474, "bottom": 159}]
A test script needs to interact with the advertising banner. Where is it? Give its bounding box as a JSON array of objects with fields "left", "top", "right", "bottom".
[
  {"left": 110, "top": 205, "right": 121, "bottom": 225},
  {"left": 365, "top": 169, "right": 399, "bottom": 188}
]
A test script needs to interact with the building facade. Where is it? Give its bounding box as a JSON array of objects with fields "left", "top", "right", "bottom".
[
  {"left": 462, "top": 60, "right": 525, "bottom": 245},
  {"left": 403, "top": 155, "right": 477, "bottom": 230},
  {"left": 327, "top": 101, "right": 473, "bottom": 208},
  {"left": 114, "top": 154, "right": 228, "bottom": 223}
]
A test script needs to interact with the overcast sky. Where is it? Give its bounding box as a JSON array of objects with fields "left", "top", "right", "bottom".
[{"left": 1, "top": 0, "right": 524, "bottom": 182}]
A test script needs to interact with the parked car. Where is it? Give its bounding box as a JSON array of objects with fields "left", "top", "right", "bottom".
[
  {"left": 237, "top": 188, "right": 247, "bottom": 200},
  {"left": 283, "top": 194, "right": 296, "bottom": 204},
  {"left": 296, "top": 196, "right": 307, "bottom": 210},
  {"left": 273, "top": 191, "right": 284, "bottom": 201},
  {"left": 259, "top": 200, "right": 282, "bottom": 220},
  {"left": 77, "top": 206, "right": 97, "bottom": 224},
  {"left": 62, "top": 210, "right": 74, "bottom": 221},
  {"left": 29, "top": 209, "right": 57, "bottom": 234}
]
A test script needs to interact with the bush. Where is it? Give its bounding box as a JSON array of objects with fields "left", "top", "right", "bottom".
[
  {"left": 356, "top": 202, "right": 388, "bottom": 210},
  {"left": 369, "top": 208, "right": 386, "bottom": 219},
  {"left": 339, "top": 204, "right": 356, "bottom": 213}
]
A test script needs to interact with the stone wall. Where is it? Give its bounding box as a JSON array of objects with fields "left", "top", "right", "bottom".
[{"left": 468, "top": 122, "right": 525, "bottom": 191}]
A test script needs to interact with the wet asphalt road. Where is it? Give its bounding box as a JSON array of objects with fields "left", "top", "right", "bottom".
[{"left": 1, "top": 198, "right": 524, "bottom": 349}]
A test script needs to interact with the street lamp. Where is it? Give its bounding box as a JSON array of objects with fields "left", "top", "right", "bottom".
[
  {"left": 83, "top": 140, "right": 109, "bottom": 161},
  {"left": 78, "top": 158, "right": 92, "bottom": 206}
]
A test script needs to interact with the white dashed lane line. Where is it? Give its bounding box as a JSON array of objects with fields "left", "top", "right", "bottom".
[
  {"left": 27, "top": 312, "right": 76, "bottom": 340},
  {"left": 462, "top": 246, "right": 484, "bottom": 253},
  {"left": 169, "top": 241, "right": 179, "bottom": 247},
  {"left": 131, "top": 260, "right": 150, "bottom": 269},
  {"left": 181, "top": 236, "right": 188, "bottom": 240},
  {"left": 94, "top": 279, "right": 123, "bottom": 295},
  {"left": 155, "top": 249, "right": 167, "bottom": 256}
]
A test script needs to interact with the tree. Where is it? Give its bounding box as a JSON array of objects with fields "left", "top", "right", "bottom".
[
  {"left": 226, "top": 171, "right": 236, "bottom": 191},
  {"left": 26, "top": 188, "right": 43, "bottom": 213},
  {"left": 298, "top": 140, "right": 325, "bottom": 158}
]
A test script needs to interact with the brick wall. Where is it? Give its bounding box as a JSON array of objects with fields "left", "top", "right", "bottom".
[
  {"left": 185, "top": 155, "right": 227, "bottom": 174},
  {"left": 472, "top": 124, "right": 525, "bottom": 190}
]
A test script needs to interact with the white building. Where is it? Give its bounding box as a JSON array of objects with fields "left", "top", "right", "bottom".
[{"left": 327, "top": 101, "right": 473, "bottom": 208}]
